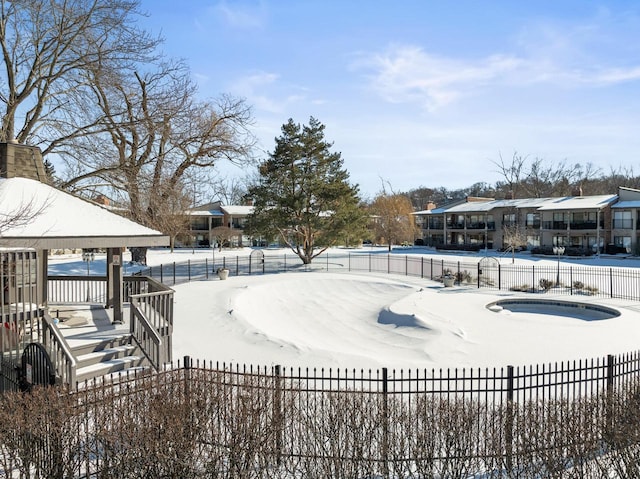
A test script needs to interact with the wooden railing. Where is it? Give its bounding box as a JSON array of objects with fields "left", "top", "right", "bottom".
[
  {"left": 41, "top": 312, "right": 76, "bottom": 387},
  {"left": 47, "top": 275, "right": 107, "bottom": 303},
  {"left": 129, "top": 277, "right": 174, "bottom": 370},
  {"left": 46, "top": 275, "right": 174, "bottom": 384}
]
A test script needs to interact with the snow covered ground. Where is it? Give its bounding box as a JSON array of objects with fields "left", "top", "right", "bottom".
[{"left": 48, "top": 246, "right": 640, "bottom": 371}]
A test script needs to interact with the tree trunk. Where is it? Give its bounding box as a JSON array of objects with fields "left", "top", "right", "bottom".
[{"left": 130, "top": 247, "right": 148, "bottom": 265}]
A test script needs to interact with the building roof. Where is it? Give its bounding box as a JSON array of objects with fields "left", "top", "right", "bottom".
[
  {"left": 612, "top": 201, "right": 640, "bottom": 209},
  {"left": 536, "top": 194, "right": 617, "bottom": 211},
  {"left": 440, "top": 197, "right": 557, "bottom": 214},
  {"left": 221, "top": 205, "right": 254, "bottom": 216},
  {"left": 0, "top": 177, "right": 168, "bottom": 249},
  {"left": 189, "top": 210, "right": 224, "bottom": 216}
]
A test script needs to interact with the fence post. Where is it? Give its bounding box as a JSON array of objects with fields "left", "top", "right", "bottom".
[
  {"left": 188, "top": 260, "right": 191, "bottom": 282},
  {"left": 405, "top": 255, "right": 408, "bottom": 276},
  {"left": 606, "top": 354, "right": 616, "bottom": 393},
  {"left": 172, "top": 262, "right": 176, "bottom": 285},
  {"left": 569, "top": 267, "right": 572, "bottom": 295},
  {"left": 236, "top": 256, "right": 239, "bottom": 276},
  {"left": 284, "top": 254, "right": 286, "bottom": 272},
  {"left": 421, "top": 257, "right": 424, "bottom": 279},
  {"left": 205, "top": 258, "right": 209, "bottom": 279},
  {"left": 430, "top": 258, "right": 433, "bottom": 280},
  {"left": 381, "top": 367, "right": 389, "bottom": 479},
  {"left": 327, "top": 253, "right": 329, "bottom": 271},
  {"left": 610, "top": 268, "right": 614, "bottom": 299},
  {"left": 184, "top": 355, "right": 191, "bottom": 400},
  {"left": 369, "top": 253, "right": 371, "bottom": 273},
  {"left": 387, "top": 254, "right": 390, "bottom": 274},
  {"left": 457, "top": 261, "right": 461, "bottom": 285},
  {"left": 498, "top": 263, "right": 501, "bottom": 291},
  {"left": 477, "top": 262, "right": 481, "bottom": 289},
  {"left": 349, "top": 252, "right": 351, "bottom": 272},
  {"left": 274, "top": 365, "right": 283, "bottom": 465},
  {"left": 160, "top": 264, "right": 163, "bottom": 284},
  {"left": 505, "top": 365, "right": 515, "bottom": 474}
]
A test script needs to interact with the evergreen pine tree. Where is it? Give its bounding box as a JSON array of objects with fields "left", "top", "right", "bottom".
[{"left": 246, "top": 117, "right": 366, "bottom": 264}]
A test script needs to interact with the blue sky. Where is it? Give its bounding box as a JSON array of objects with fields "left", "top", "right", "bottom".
[{"left": 138, "top": 1, "right": 640, "bottom": 199}]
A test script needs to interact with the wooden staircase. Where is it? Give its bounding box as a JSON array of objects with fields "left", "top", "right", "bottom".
[{"left": 71, "top": 334, "right": 149, "bottom": 385}]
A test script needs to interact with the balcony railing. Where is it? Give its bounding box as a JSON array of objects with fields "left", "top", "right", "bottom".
[
  {"left": 542, "top": 221, "right": 568, "bottom": 230},
  {"left": 569, "top": 221, "right": 599, "bottom": 230}
]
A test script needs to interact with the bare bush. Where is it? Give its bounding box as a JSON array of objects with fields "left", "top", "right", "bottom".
[{"left": 2, "top": 367, "right": 640, "bottom": 477}]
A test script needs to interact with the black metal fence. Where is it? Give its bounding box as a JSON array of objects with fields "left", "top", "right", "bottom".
[
  {"left": 138, "top": 251, "right": 640, "bottom": 302},
  {"left": 3, "top": 353, "right": 640, "bottom": 478}
]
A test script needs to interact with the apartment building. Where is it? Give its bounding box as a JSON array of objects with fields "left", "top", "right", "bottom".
[
  {"left": 185, "top": 202, "right": 254, "bottom": 247},
  {"left": 414, "top": 187, "right": 640, "bottom": 254}
]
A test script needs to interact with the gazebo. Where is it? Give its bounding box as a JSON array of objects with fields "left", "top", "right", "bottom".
[{"left": 1, "top": 143, "right": 169, "bottom": 391}]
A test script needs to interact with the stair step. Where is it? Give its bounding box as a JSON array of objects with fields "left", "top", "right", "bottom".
[
  {"left": 75, "top": 355, "right": 146, "bottom": 385},
  {"left": 70, "top": 334, "right": 132, "bottom": 357},
  {"left": 76, "top": 345, "right": 138, "bottom": 369}
]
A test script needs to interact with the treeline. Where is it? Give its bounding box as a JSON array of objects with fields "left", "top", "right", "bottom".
[
  {"left": 405, "top": 154, "right": 640, "bottom": 209},
  {"left": 1, "top": 368, "right": 639, "bottom": 478}
]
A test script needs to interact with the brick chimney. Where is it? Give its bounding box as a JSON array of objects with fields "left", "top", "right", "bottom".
[{"left": 0, "top": 142, "right": 47, "bottom": 182}]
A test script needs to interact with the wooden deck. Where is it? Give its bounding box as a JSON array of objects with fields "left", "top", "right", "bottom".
[{"left": 51, "top": 303, "right": 130, "bottom": 350}]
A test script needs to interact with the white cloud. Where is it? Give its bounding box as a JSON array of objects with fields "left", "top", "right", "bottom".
[
  {"left": 214, "top": 0, "right": 266, "bottom": 29},
  {"left": 356, "top": 45, "right": 522, "bottom": 111},
  {"left": 355, "top": 37, "right": 640, "bottom": 111}
]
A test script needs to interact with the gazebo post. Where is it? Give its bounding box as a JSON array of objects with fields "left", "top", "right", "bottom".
[
  {"left": 40, "top": 249, "right": 49, "bottom": 306},
  {"left": 106, "top": 247, "right": 123, "bottom": 324}
]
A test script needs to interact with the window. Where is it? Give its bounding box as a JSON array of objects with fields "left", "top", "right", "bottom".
[
  {"left": 526, "top": 235, "right": 540, "bottom": 247},
  {"left": 553, "top": 235, "right": 568, "bottom": 246},
  {"left": 502, "top": 213, "right": 516, "bottom": 227},
  {"left": 525, "top": 213, "right": 540, "bottom": 228},
  {"left": 613, "top": 211, "right": 633, "bottom": 229},
  {"left": 614, "top": 236, "right": 631, "bottom": 249}
]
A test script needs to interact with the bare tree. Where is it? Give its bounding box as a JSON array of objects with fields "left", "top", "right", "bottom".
[
  {"left": 0, "top": 0, "right": 160, "bottom": 147},
  {"left": 501, "top": 223, "right": 527, "bottom": 263},
  {"left": 370, "top": 193, "right": 418, "bottom": 251},
  {"left": 492, "top": 152, "right": 526, "bottom": 199},
  {"left": 210, "top": 226, "right": 236, "bottom": 251},
  {"left": 53, "top": 61, "right": 254, "bottom": 260},
  {"left": 0, "top": 194, "right": 51, "bottom": 235}
]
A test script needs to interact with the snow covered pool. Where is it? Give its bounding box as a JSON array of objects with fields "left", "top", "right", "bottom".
[{"left": 487, "top": 299, "right": 620, "bottom": 321}]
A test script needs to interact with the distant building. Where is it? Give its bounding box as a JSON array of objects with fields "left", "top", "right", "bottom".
[
  {"left": 413, "top": 187, "right": 640, "bottom": 254},
  {"left": 184, "top": 202, "right": 254, "bottom": 247}
]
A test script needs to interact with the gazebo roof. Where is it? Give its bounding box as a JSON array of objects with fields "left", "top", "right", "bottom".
[{"left": 0, "top": 177, "right": 168, "bottom": 249}]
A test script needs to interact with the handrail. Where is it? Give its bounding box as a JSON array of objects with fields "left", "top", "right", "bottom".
[
  {"left": 129, "top": 281, "right": 174, "bottom": 370},
  {"left": 130, "top": 297, "right": 164, "bottom": 369},
  {"left": 41, "top": 312, "right": 77, "bottom": 387}
]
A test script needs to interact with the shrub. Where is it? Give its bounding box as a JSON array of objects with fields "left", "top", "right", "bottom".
[{"left": 539, "top": 278, "right": 555, "bottom": 291}]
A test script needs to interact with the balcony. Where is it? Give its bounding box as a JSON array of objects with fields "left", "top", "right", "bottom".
[
  {"left": 569, "top": 221, "right": 600, "bottom": 230},
  {"left": 542, "top": 221, "right": 568, "bottom": 230}
]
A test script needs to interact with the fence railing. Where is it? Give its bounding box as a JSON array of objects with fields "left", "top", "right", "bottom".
[
  {"left": 137, "top": 251, "right": 640, "bottom": 302},
  {"left": 4, "top": 352, "right": 639, "bottom": 478}
]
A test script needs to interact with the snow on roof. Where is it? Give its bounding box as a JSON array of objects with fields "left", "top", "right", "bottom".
[
  {"left": 221, "top": 205, "right": 254, "bottom": 216},
  {"left": 189, "top": 210, "right": 224, "bottom": 216},
  {"left": 0, "top": 177, "right": 168, "bottom": 249},
  {"left": 443, "top": 197, "right": 556, "bottom": 213},
  {"left": 536, "top": 195, "right": 618, "bottom": 211}
]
